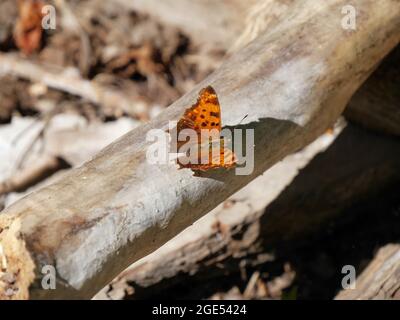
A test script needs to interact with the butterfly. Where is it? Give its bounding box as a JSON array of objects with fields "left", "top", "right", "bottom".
[{"left": 176, "top": 86, "right": 237, "bottom": 171}]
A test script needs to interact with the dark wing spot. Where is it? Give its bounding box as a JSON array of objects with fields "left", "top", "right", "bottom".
[
  {"left": 211, "top": 122, "right": 215, "bottom": 126},
  {"left": 200, "top": 115, "right": 205, "bottom": 119},
  {"left": 201, "top": 122, "right": 207, "bottom": 127},
  {"left": 202, "top": 109, "right": 206, "bottom": 112},
  {"left": 210, "top": 112, "right": 220, "bottom": 117}
]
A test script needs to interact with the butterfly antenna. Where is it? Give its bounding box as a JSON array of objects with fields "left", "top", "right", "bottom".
[{"left": 238, "top": 114, "right": 248, "bottom": 125}]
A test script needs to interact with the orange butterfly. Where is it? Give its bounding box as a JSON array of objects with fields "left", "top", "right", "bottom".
[{"left": 176, "top": 86, "right": 237, "bottom": 171}]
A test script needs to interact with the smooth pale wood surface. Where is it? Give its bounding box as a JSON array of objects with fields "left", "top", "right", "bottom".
[{"left": 0, "top": 0, "right": 399, "bottom": 299}]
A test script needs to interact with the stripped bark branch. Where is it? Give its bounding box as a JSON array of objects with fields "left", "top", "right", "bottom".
[{"left": 0, "top": 53, "right": 147, "bottom": 118}]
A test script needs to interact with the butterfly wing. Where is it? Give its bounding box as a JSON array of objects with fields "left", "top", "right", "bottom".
[
  {"left": 218, "top": 146, "right": 237, "bottom": 169},
  {"left": 177, "top": 86, "right": 222, "bottom": 133},
  {"left": 178, "top": 139, "right": 237, "bottom": 171}
]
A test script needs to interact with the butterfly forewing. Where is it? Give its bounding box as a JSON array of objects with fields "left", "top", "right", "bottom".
[{"left": 177, "top": 86, "right": 222, "bottom": 133}]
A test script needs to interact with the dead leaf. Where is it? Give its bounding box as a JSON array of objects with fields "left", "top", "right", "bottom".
[{"left": 14, "top": 0, "right": 44, "bottom": 55}]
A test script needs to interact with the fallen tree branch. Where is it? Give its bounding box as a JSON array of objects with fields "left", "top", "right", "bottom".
[
  {"left": 0, "top": 0, "right": 399, "bottom": 299},
  {"left": 335, "top": 244, "right": 400, "bottom": 300},
  {"left": 0, "top": 53, "right": 147, "bottom": 118},
  {"left": 0, "top": 155, "right": 66, "bottom": 196}
]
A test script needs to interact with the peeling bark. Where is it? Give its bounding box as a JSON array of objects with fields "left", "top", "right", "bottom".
[{"left": 0, "top": 217, "right": 35, "bottom": 300}]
